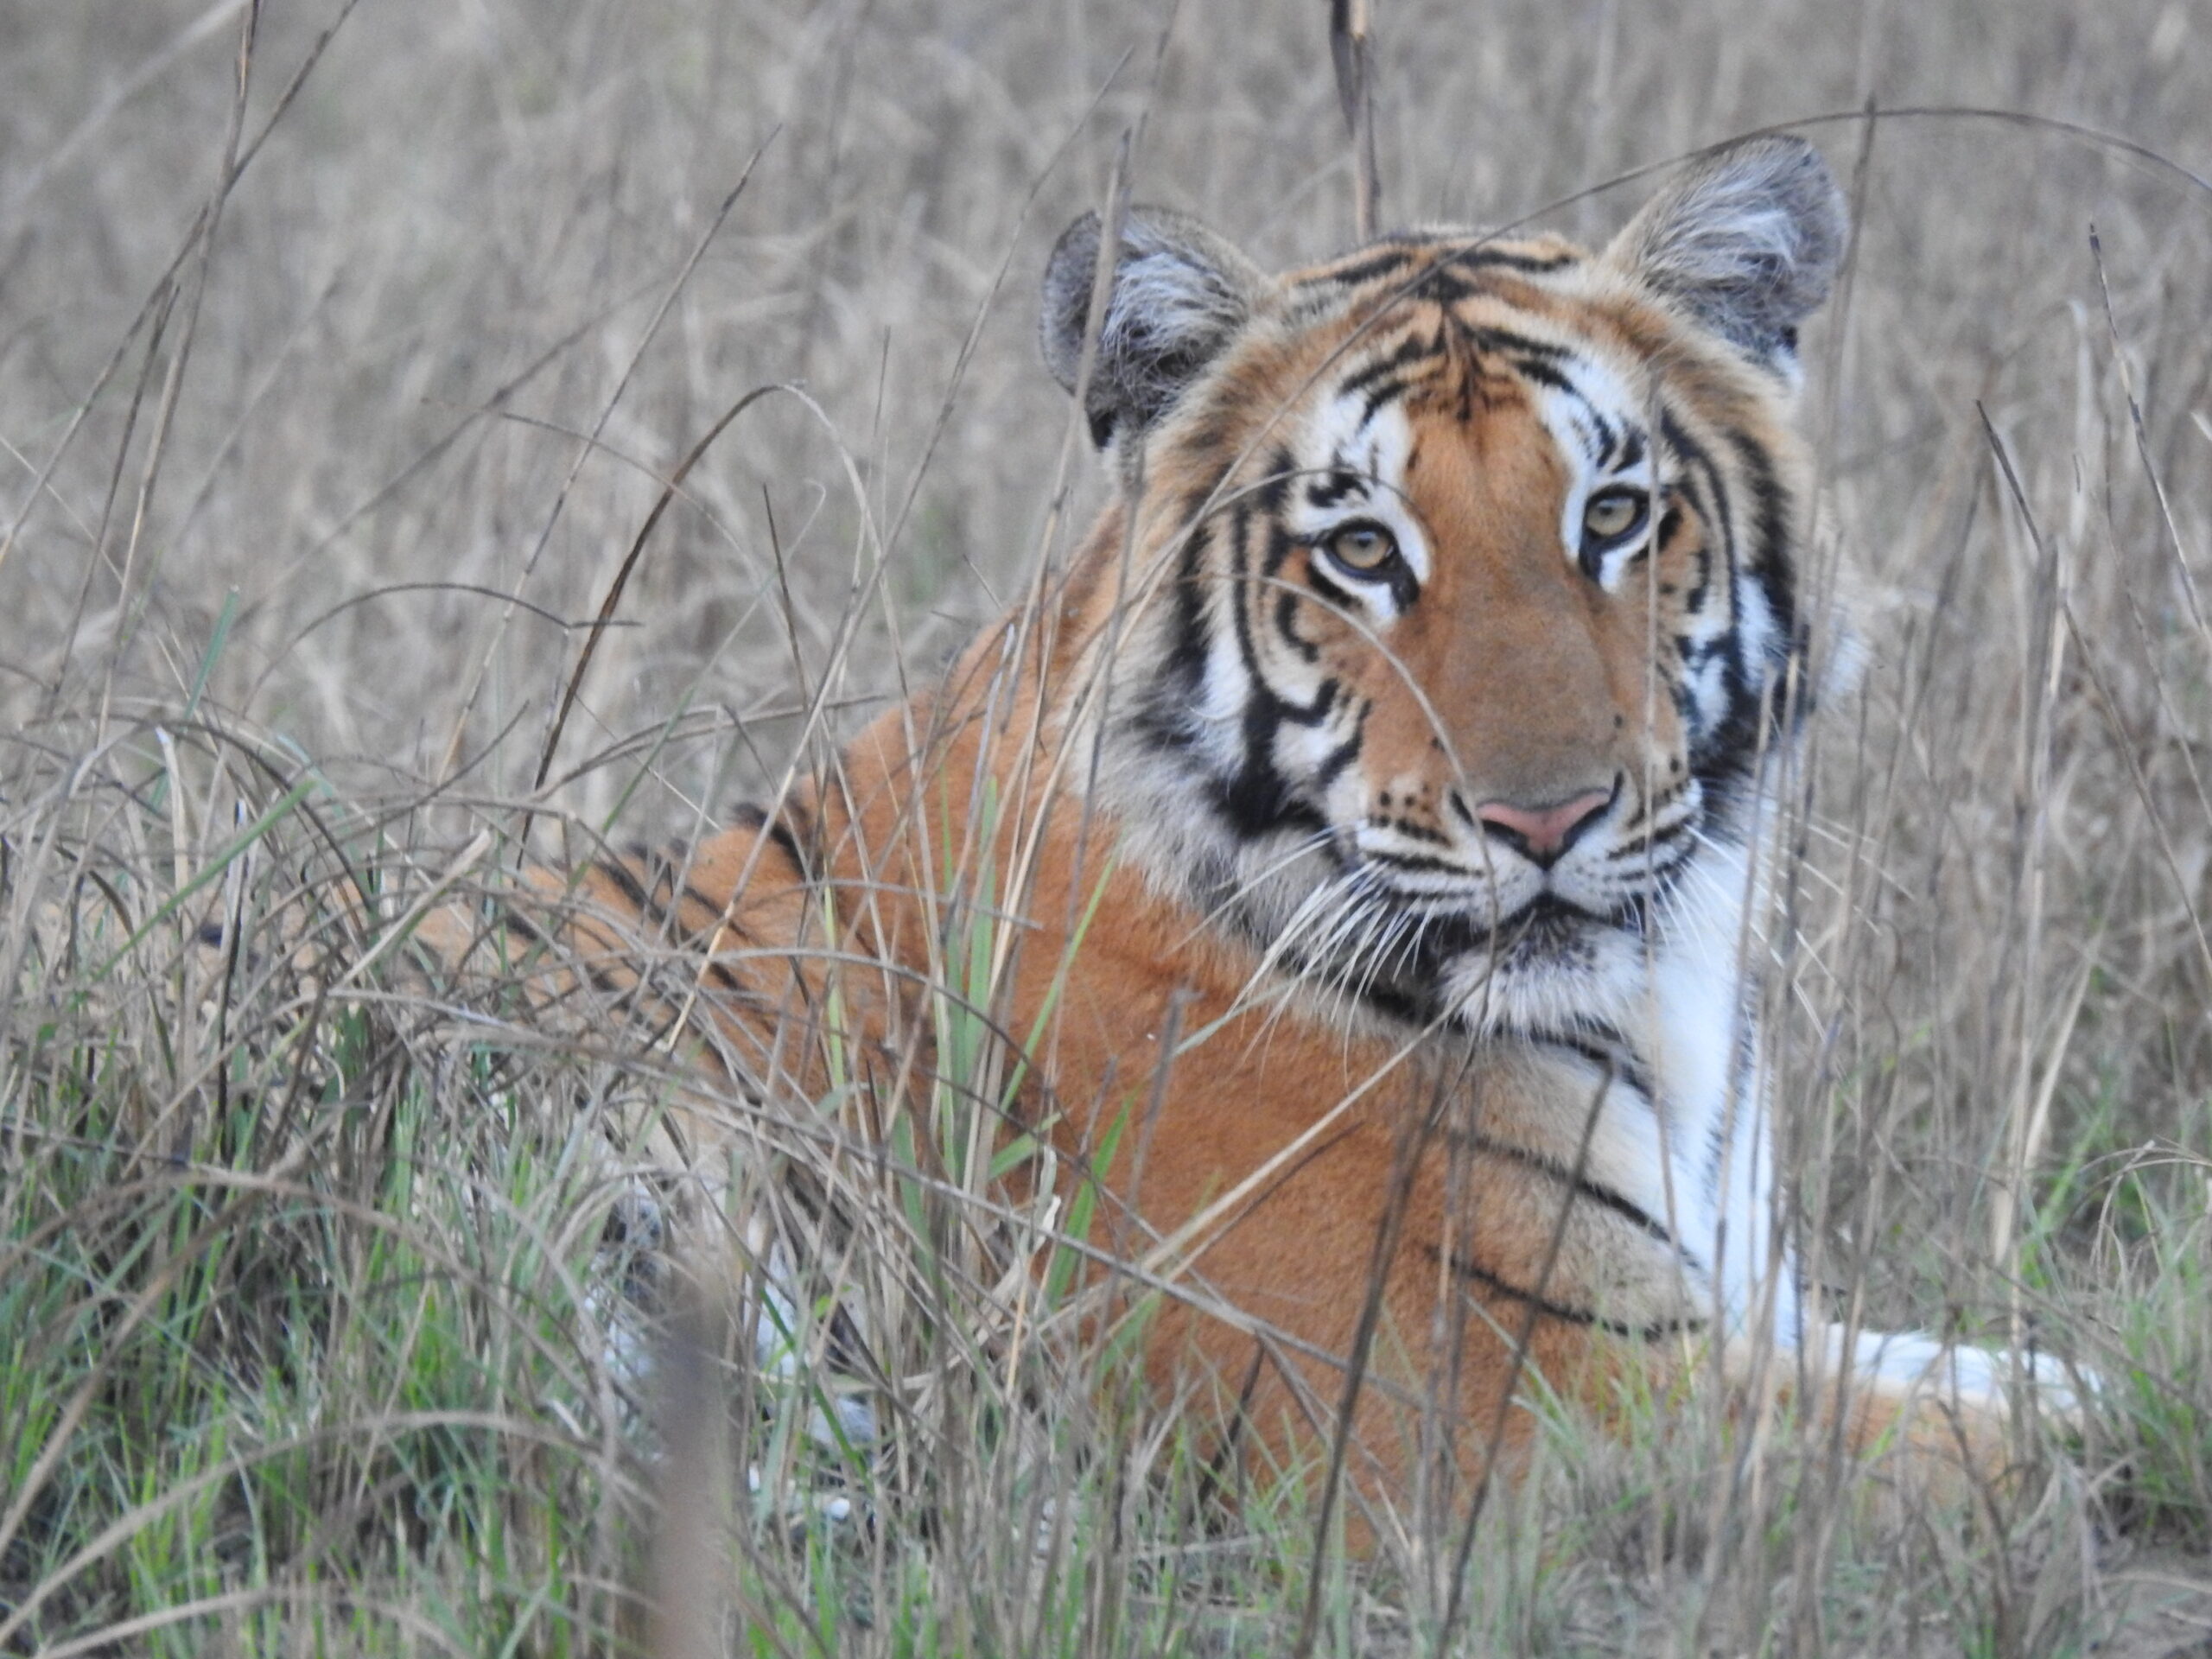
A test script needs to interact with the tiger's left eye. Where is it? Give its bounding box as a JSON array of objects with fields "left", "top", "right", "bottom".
[
  {"left": 1322, "top": 522, "right": 1401, "bottom": 577},
  {"left": 1582, "top": 487, "right": 1649, "bottom": 546}
]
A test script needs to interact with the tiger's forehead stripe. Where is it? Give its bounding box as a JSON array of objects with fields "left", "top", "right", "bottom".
[
  {"left": 1282, "top": 248, "right": 1660, "bottom": 429},
  {"left": 1274, "top": 267, "right": 1673, "bottom": 584},
  {"left": 1287, "top": 232, "right": 1587, "bottom": 297}
]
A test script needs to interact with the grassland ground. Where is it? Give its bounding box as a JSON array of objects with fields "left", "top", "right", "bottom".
[{"left": 5, "top": 2, "right": 2212, "bottom": 1652}]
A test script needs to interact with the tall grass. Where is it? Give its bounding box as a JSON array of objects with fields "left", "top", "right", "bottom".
[{"left": 4, "top": 0, "right": 2211, "bottom": 1652}]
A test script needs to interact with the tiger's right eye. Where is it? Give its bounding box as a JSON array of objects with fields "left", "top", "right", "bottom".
[
  {"left": 1581, "top": 487, "right": 1649, "bottom": 547},
  {"left": 1322, "top": 522, "right": 1401, "bottom": 577}
]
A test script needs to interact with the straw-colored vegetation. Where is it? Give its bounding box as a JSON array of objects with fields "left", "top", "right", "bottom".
[{"left": 4, "top": 1, "right": 2211, "bottom": 1652}]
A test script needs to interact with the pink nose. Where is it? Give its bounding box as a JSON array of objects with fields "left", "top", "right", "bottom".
[{"left": 1473, "top": 788, "right": 1613, "bottom": 867}]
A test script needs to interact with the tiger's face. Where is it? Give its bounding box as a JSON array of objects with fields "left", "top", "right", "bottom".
[{"left": 1041, "top": 140, "right": 1844, "bottom": 1039}]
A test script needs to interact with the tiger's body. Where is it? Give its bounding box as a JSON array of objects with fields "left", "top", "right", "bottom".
[{"left": 459, "top": 138, "right": 2080, "bottom": 1522}]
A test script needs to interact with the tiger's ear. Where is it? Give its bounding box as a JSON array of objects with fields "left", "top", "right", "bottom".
[
  {"left": 1605, "top": 137, "right": 1847, "bottom": 374},
  {"left": 1040, "top": 206, "right": 1266, "bottom": 448}
]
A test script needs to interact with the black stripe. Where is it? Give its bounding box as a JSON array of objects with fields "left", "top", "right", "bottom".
[
  {"left": 499, "top": 903, "right": 560, "bottom": 954},
  {"left": 1441, "top": 1124, "right": 1681, "bottom": 1249},
  {"left": 1357, "top": 374, "right": 1414, "bottom": 427},
  {"left": 1528, "top": 1032, "right": 1657, "bottom": 1104},
  {"left": 1726, "top": 425, "right": 1794, "bottom": 615},
  {"left": 1360, "top": 848, "right": 1465, "bottom": 875},
  {"left": 1465, "top": 324, "right": 1571, "bottom": 360},
  {"left": 1521, "top": 1014, "right": 1640, "bottom": 1066},
  {"left": 675, "top": 880, "right": 731, "bottom": 929},
  {"left": 1316, "top": 244, "right": 1580, "bottom": 308},
  {"left": 1156, "top": 518, "right": 1217, "bottom": 717},
  {"left": 1304, "top": 465, "right": 1366, "bottom": 510},
  {"left": 761, "top": 818, "right": 809, "bottom": 882},
  {"left": 1425, "top": 1247, "right": 1703, "bottom": 1340},
  {"left": 1306, "top": 246, "right": 1422, "bottom": 289},
  {"left": 1661, "top": 411, "right": 1732, "bottom": 601},
  {"left": 578, "top": 859, "right": 713, "bottom": 1007},
  {"left": 1304, "top": 556, "right": 1357, "bottom": 614},
  {"left": 698, "top": 952, "right": 753, "bottom": 1001},
  {"left": 502, "top": 899, "right": 660, "bottom": 1015},
  {"left": 590, "top": 854, "right": 661, "bottom": 925},
  {"left": 1451, "top": 245, "right": 1579, "bottom": 275},
  {"left": 1722, "top": 423, "right": 1800, "bottom": 717},
  {"left": 1276, "top": 676, "right": 1338, "bottom": 727},
  {"left": 1273, "top": 587, "right": 1321, "bottom": 662},
  {"left": 1338, "top": 333, "right": 1444, "bottom": 402},
  {"left": 1411, "top": 256, "right": 1576, "bottom": 307},
  {"left": 1260, "top": 518, "right": 1305, "bottom": 581},
  {"left": 1213, "top": 499, "right": 1337, "bottom": 839},
  {"left": 1591, "top": 410, "right": 1618, "bottom": 467},
  {"left": 1252, "top": 449, "right": 1298, "bottom": 515},
  {"left": 1357, "top": 980, "right": 1427, "bottom": 1025},
  {"left": 1309, "top": 721, "right": 1364, "bottom": 795}
]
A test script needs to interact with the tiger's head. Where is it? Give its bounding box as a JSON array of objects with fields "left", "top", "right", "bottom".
[{"left": 1039, "top": 138, "right": 1847, "bottom": 1039}]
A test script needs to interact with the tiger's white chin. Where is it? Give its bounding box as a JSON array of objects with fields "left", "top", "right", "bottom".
[{"left": 1437, "top": 917, "right": 1649, "bottom": 1040}]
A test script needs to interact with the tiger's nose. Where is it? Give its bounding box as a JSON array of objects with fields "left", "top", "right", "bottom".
[{"left": 1471, "top": 787, "right": 1614, "bottom": 868}]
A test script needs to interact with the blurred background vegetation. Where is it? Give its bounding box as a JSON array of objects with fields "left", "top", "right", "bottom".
[{"left": 4, "top": 1, "right": 2212, "bottom": 1652}]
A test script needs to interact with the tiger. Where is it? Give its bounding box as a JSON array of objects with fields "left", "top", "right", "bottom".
[{"left": 442, "top": 136, "right": 2086, "bottom": 1533}]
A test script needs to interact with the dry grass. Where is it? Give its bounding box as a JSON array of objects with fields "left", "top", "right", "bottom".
[{"left": 4, "top": 0, "right": 2212, "bottom": 1652}]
